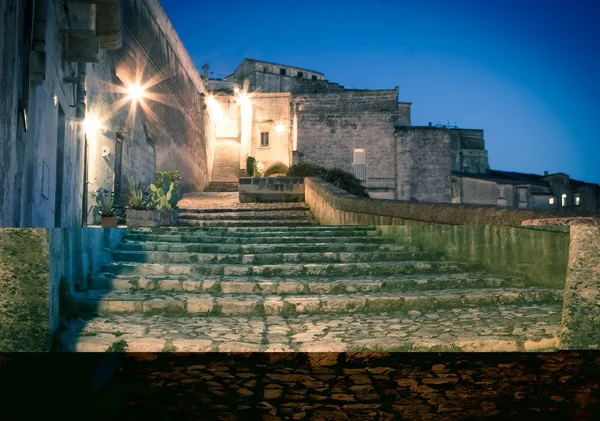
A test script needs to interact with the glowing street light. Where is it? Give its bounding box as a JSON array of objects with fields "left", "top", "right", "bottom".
[
  {"left": 236, "top": 93, "right": 249, "bottom": 105},
  {"left": 83, "top": 116, "right": 101, "bottom": 135},
  {"left": 275, "top": 124, "right": 285, "bottom": 134},
  {"left": 126, "top": 84, "right": 145, "bottom": 101}
]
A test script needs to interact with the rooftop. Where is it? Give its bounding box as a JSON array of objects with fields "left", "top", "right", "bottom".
[{"left": 241, "top": 58, "right": 325, "bottom": 76}]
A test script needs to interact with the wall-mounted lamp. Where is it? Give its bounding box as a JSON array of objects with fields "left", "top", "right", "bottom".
[
  {"left": 83, "top": 117, "right": 102, "bottom": 135},
  {"left": 126, "top": 84, "right": 145, "bottom": 101},
  {"left": 275, "top": 124, "right": 285, "bottom": 134},
  {"left": 53, "top": 95, "right": 58, "bottom": 107}
]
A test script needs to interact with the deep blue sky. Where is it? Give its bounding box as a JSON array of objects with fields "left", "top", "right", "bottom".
[{"left": 161, "top": 0, "right": 600, "bottom": 184}]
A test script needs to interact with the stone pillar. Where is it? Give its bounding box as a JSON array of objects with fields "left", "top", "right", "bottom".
[{"left": 560, "top": 224, "right": 600, "bottom": 349}]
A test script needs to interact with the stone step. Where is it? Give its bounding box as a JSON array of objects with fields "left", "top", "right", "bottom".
[
  {"left": 177, "top": 211, "right": 313, "bottom": 221},
  {"left": 117, "top": 241, "right": 416, "bottom": 254},
  {"left": 111, "top": 250, "right": 442, "bottom": 265},
  {"left": 204, "top": 182, "right": 239, "bottom": 192},
  {"left": 177, "top": 220, "right": 319, "bottom": 227},
  {"left": 179, "top": 205, "right": 310, "bottom": 214},
  {"left": 123, "top": 234, "right": 388, "bottom": 245},
  {"left": 130, "top": 225, "right": 374, "bottom": 233},
  {"left": 100, "top": 261, "right": 472, "bottom": 277},
  {"left": 71, "top": 287, "right": 563, "bottom": 318},
  {"left": 58, "top": 303, "right": 563, "bottom": 352},
  {"left": 91, "top": 272, "right": 531, "bottom": 294}
]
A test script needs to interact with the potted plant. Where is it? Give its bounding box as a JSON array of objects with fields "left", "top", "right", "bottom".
[
  {"left": 125, "top": 174, "right": 183, "bottom": 227},
  {"left": 148, "top": 173, "right": 183, "bottom": 226},
  {"left": 93, "top": 188, "right": 118, "bottom": 227}
]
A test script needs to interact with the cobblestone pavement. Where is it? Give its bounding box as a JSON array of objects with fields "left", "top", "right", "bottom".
[
  {"left": 59, "top": 303, "right": 561, "bottom": 352},
  {"left": 179, "top": 192, "right": 308, "bottom": 211}
]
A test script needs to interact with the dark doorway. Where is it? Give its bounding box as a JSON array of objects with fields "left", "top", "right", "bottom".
[{"left": 54, "top": 105, "right": 66, "bottom": 227}]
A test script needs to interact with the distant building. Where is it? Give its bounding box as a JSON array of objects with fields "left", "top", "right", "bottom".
[{"left": 204, "top": 58, "right": 599, "bottom": 213}]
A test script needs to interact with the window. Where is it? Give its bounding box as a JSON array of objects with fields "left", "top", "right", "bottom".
[
  {"left": 561, "top": 193, "right": 567, "bottom": 207},
  {"left": 498, "top": 186, "right": 506, "bottom": 199},
  {"left": 297, "top": 71, "right": 304, "bottom": 78},
  {"left": 262, "top": 66, "right": 268, "bottom": 73},
  {"left": 260, "top": 132, "right": 269, "bottom": 147},
  {"left": 518, "top": 189, "right": 527, "bottom": 202},
  {"left": 549, "top": 197, "right": 555, "bottom": 205},
  {"left": 280, "top": 68, "right": 286, "bottom": 76},
  {"left": 312, "top": 75, "right": 317, "bottom": 81},
  {"left": 352, "top": 148, "right": 366, "bottom": 181},
  {"left": 574, "top": 193, "right": 581, "bottom": 206}
]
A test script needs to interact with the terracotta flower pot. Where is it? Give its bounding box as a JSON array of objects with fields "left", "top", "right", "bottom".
[{"left": 101, "top": 216, "right": 119, "bottom": 228}]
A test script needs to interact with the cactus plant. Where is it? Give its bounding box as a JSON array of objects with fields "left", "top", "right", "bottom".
[
  {"left": 148, "top": 173, "right": 182, "bottom": 211},
  {"left": 126, "top": 176, "right": 148, "bottom": 210}
]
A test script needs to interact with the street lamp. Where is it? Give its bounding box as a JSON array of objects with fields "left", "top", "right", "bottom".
[{"left": 126, "top": 84, "right": 145, "bottom": 101}]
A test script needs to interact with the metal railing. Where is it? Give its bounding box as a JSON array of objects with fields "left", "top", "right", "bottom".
[{"left": 352, "top": 163, "right": 367, "bottom": 181}]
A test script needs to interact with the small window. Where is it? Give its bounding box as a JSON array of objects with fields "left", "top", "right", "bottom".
[
  {"left": 280, "top": 68, "right": 286, "bottom": 76},
  {"left": 561, "top": 193, "right": 567, "bottom": 207},
  {"left": 262, "top": 66, "right": 268, "bottom": 73},
  {"left": 549, "top": 197, "right": 555, "bottom": 205},
  {"left": 260, "top": 132, "right": 269, "bottom": 147},
  {"left": 297, "top": 71, "right": 304, "bottom": 78},
  {"left": 312, "top": 75, "right": 317, "bottom": 81},
  {"left": 574, "top": 194, "right": 581, "bottom": 206},
  {"left": 498, "top": 186, "right": 506, "bottom": 199},
  {"left": 518, "top": 189, "right": 527, "bottom": 202}
]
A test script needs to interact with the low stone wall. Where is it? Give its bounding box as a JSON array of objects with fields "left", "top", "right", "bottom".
[
  {"left": 560, "top": 225, "right": 600, "bottom": 349},
  {"left": 377, "top": 225, "right": 570, "bottom": 288},
  {"left": 305, "top": 177, "right": 592, "bottom": 226},
  {"left": 0, "top": 229, "right": 50, "bottom": 351},
  {"left": 239, "top": 177, "right": 304, "bottom": 203}
]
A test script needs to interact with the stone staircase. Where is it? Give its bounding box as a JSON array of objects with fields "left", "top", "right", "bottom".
[
  {"left": 177, "top": 204, "right": 318, "bottom": 227},
  {"left": 211, "top": 141, "right": 240, "bottom": 183},
  {"left": 58, "top": 225, "right": 564, "bottom": 352}
]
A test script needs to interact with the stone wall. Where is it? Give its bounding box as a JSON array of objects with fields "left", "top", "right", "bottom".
[
  {"left": 377, "top": 225, "right": 569, "bottom": 288},
  {"left": 6, "top": 352, "right": 597, "bottom": 419},
  {"left": 294, "top": 90, "right": 399, "bottom": 196},
  {"left": 115, "top": 0, "right": 213, "bottom": 194},
  {"left": 250, "top": 93, "right": 292, "bottom": 170},
  {"left": 305, "top": 177, "right": 578, "bottom": 226},
  {"left": 49, "top": 227, "right": 126, "bottom": 338},
  {"left": 0, "top": 229, "right": 50, "bottom": 351},
  {"left": 395, "top": 127, "right": 452, "bottom": 203},
  {"left": 239, "top": 177, "right": 305, "bottom": 203}
]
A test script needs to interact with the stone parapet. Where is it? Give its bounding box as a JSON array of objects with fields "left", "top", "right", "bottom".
[{"left": 305, "top": 177, "right": 593, "bottom": 226}]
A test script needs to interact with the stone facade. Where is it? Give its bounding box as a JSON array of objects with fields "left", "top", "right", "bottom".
[{"left": 1, "top": 0, "right": 215, "bottom": 228}]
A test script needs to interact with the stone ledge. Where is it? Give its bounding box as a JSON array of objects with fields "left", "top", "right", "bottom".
[{"left": 305, "top": 177, "right": 596, "bottom": 226}]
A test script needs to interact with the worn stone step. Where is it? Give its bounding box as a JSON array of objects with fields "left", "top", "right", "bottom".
[
  {"left": 178, "top": 211, "right": 313, "bottom": 221},
  {"left": 179, "top": 205, "right": 310, "bottom": 214},
  {"left": 91, "top": 273, "right": 531, "bottom": 294},
  {"left": 71, "top": 288, "right": 563, "bottom": 318},
  {"left": 123, "top": 234, "right": 388, "bottom": 245},
  {"left": 58, "top": 303, "right": 562, "bottom": 352},
  {"left": 111, "top": 250, "right": 442, "bottom": 265},
  {"left": 130, "top": 225, "right": 376, "bottom": 233},
  {"left": 118, "top": 241, "right": 415, "bottom": 254},
  {"left": 100, "top": 261, "right": 472, "bottom": 277},
  {"left": 177, "top": 219, "right": 319, "bottom": 227}
]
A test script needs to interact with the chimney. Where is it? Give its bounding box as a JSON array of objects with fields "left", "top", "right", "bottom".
[
  {"left": 544, "top": 171, "right": 548, "bottom": 176},
  {"left": 428, "top": 122, "right": 432, "bottom": 127},
  {"left": 202, "top": 64, "right": 209, "bottom": 81}
]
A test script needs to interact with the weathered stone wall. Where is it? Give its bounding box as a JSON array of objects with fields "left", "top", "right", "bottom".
[
  {"left": 49, "top": 227, "right": 126, "bottom": 338},
  {"left": 460, "top": 177, "right": 501, "bottom": 206},
  {"left": 377, "top": 225, "right": 569, "bottom": 288},
  {"left": 7, "top": 352, "right": 596, "bottom": 420},
  {"left": 395, "top": 127, "right": 452, "bottom": 203},
  {"left": 0, "top": 229, "right": 50, "bottom": 351},
  {"left": 295, "top": 90, "right": 398, "bottom": 195},
  {"left": 249, "top": 71, "right": 344, "bottom": 94},
  {"left": 115, "top": 0, "right": 213, "bottom": 194},
  {"left": 560, "top": 225, "right": 600, "bottom": 349},
  {"left": 250, "top": 93, "right": 292, "bottom": 170},
  {"left": 0, "top": 0, "right": 27, "bottom": 227},
  {"left": 305, "top": 177, "right": 588, "bottom": 226},
  {"left": 239, "top": 177, "right": 305, "bottom": 203}
]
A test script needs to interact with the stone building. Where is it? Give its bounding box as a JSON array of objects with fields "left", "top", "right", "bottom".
[
  {"left": 204, "top": 58, "right": 599, "bottom": 212},
  {"left": 1, "top": 0, "right": 214, "bottom": 228}
]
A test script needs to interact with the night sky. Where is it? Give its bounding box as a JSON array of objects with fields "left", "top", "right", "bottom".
[{"left": 161, "top": 0, "right": 600, "bottom": 184}]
